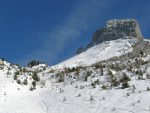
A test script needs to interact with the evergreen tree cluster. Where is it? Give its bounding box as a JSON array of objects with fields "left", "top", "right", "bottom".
[{"left": 28, "top": 60, "right": 41, "bottom": 67}]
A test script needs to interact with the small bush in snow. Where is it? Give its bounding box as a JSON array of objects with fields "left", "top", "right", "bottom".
[
  {"left": 67, "top": 67, "right": 76, "bottom": 73},
  {"left": 122, "top": 81, "right": 129, "bottom": 89},
  {"left": 127, "top": 93, "right": 130, "bottom": 96},
  {"left": 102, "top": 97, "right": 105, "bottom": 100},
  {"left": 63, "top": 96, "right": 66, "bottom": 102},
  {"left": 28, "top": 60, "right": 41, "bottom": 67},
  {"left": 91, "top": 82, "right": 96, "bottom": 88},
  {"left": 40, "top": 80, "right": 46, "bottom": 88},
  {"left": 80, "top": 85, "right": 84, "bottom": 89},
  {"left": 132, "top": 103, "right": 135, "bottom": 106},
  {"left": 100, "top": 68, "right": 104, "bottom": 76},
  {"left": 23, "top": 79, "right": 28, "bottom": 85},
  {"left": 137, "top": 100, "right": 141, "bottom": 103},
  {"left": 132, "top": 84, "right": 136, "bottom": 89},
  {"left": 146, "top": 74, "right": 150, "bottom": 79},
  {"left": 85, "top": 71, "right": 92, "bottom": 81},
  {"left": 90, "top": 95, "right": 94, "bottom": 103},
  {"left": 110, "top": 64, "right": 115, "bottom": 70},
  {"left": 94, "top": 64, "right": 103, "bottom": 69},
  {"left": 101, "top": 85, "right": 107, "bottom": 90},
  {"left": 120, "top": 73, "right": 131, "bottom": 82},
  {"left": 29, "top": 86, "right": 34, "bottom": 91},
  {"left": 132, "top": 89, "right": 135, "bottom": 93},
  {"left": 75, "top": 67, "right": 80, "bottom": 81},
  {"left": 15, "top": 71, "right": 20, "bottom": 76},
  {"left": 75, "top": 85, "right": 78, "bottom": 88},
  {"left": 49, "top": 69, "right": 55, "bottom": 73},
  {"left": 32, "top": 72, "right": 40, "bottom": 82},
  {"left": 138, "top": 75, "right": 144, "bottom": 80},
  {"left": 13, "top": 74, "right": 18, "bottom": 80},
  {"left": 147, "top": 87, "right": 150, "bottom": 91},
  {"left": 108, "top": 69, "right": 113, "bottom": 76},
  {"left": 58, "top": 73, "right": 65, "bottom": 82},
  {"left": 127, "top": 66, "right": 133, "bottom": 72},
  {"left": 1, "top": 58, "right": 5, "bottom": 61},
  {"left": 43, "top": 67, "right": 46, "bottom": 71},
  {"left": 17, "top": 79, "right": 21, "bottom": 84},
  {"left": 135, "top": 70, "right": 143, "bottom": 76},
  {"left": 23, "top": 68, "right": 27, "bottom": 73},
  {"left": 77, "top": 93, "right": 81, "bottom": 97},
  {"left": 7, "top": 71, "right": 11, "bottom": 75},
  {"left": 112, "top": 107, "right": 116, "bottom": 111},
  {"left": 112, "top": 78, "right": 120, "bottom": 87},
  {"left": 94, "top": 79, "right": 100, "bottom": 85},
  {"left": 32, "top": 81, "right": 36, "bottom": 88},
  {"left": 59, "top": 88, "right": 64, "bottom": 93}
]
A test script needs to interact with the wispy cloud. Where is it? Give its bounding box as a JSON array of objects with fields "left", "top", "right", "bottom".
[{"left": 19, "top": 0, "right": 112, "bottom": 65}]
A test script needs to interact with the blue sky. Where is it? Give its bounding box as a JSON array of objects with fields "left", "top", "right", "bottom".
[{"left": 0, "top": 0, "right": 150, "bottom": 66}]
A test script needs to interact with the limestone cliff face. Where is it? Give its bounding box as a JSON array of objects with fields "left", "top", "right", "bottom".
[
  {"left": 77, "top": 19, "right": 144, "bottom": 54},
  {"left": 92, "top": 19, "right": 143, "bottom": 45}
]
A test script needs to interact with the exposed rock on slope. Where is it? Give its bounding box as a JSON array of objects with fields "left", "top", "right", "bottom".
[
  {"left": 91, "top": 19, "right": 143, "bottom": 45},
  {"left": 77, "top": 19, "right": 143, "bottom": 54}
]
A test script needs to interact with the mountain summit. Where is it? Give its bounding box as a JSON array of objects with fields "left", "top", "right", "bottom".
[
  {"left": 77, "top": 19, "right": 143, "bottom": 54},
  {"left": 91, "top": 19, "right": 143, "bottom": 45}
]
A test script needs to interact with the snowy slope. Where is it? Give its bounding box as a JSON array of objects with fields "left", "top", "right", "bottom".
[
  {"left": 0, "top": 39, "right": 149, "bottom": 113},
  {"left": 0, "top": 69, "right": 47, "bottom": 113},
  {"left": 39, "top": 80, "right": 150, "bottom": 113},
  {"left": 1, "top": 67, "right": 150, "bottom": 113},
  {"left": 54, "top": 38, "right": 137, "bottom": 68}
]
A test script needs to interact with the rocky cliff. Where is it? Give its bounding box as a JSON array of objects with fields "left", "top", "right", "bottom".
[
  {"left": 92, "top": 19, "right": 143, "bottom": 45},
  {"left": 77, "top": 19, "right": 143, "bottom": 54}
]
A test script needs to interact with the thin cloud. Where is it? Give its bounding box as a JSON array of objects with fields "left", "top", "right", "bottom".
[{"left": 18, "top": 0, "right": 112, "bottom": 65}]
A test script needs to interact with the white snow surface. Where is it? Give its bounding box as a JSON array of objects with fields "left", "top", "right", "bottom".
[
  {"left": 54, "top": 38, "right": 137, "bottom": 68},
  {"left": 1, "top": 68, "right": 150, "bottom": 113},
  {"left": 0, "top": 70, "right": 46, "bottom": 113}
]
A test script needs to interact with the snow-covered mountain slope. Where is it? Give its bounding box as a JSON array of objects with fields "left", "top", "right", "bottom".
[
  {"left": 0, "top": 39, "right": 149, "bottom": 113},
  {"left": 0, "top": 18, "right": 149, "bottom": 113},
  {"left": 40, "top": 53, "right": 150, "bottom": 113},
  {"left": 35, "top": 78, "right": 150, "bottom": 113},
  {"left": 0, "top": 68, "right": 46, "bottom": 113},
  {"left": 1, "top": 61, "right": 150, "bottom": 113},
  {"left": 54, "top": 38, "right": 137, "bottom": 68}
]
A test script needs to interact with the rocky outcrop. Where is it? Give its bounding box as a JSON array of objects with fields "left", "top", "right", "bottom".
[
  {"left": 77, "top": 19, "right": 144, "bottom": 54},
  {"left": 92, "top": 19, "right": 143, "bottom": 45}
]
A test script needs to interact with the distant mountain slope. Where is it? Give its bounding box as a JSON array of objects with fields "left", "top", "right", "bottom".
[
  {"left": 54, "top": 38, "right": 137, "bottom": 68},
  {"left": 54, "top": 19, "right": 150, "bottom": 69}
]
